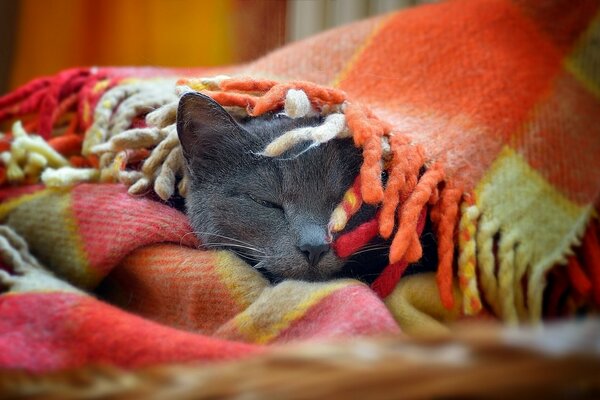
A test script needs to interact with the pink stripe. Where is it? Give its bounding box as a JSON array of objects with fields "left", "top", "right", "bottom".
[
  {"left": 273, "top": 284, "right": 400, "bottom": 343},
  {"left": 0, "top": 292, "right": 261, "bottom": 372},
  {"left": 71, "top": 184, "right": 197, "bottom": 276}
]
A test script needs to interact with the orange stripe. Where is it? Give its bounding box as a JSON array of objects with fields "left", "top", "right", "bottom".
[{"left": 338, "top": 0, "right": 564, "bottom": 141}]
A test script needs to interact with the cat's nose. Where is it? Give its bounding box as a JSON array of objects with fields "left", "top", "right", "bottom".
[{"left": 298, "top": 242, "right": 330, "bottom": 267}]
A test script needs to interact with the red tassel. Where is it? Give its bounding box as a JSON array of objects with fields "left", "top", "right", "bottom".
[
  {"left": 38, "top": 69, "right": 91, "bottom": 138},
  {"left": 567, "top": 255, "right": 592, "bottom": 298},
  {"left": 582, "top": 220, "right": 600, "bottom": 307},
  {"left": 332, "top": 218, "right": 379, "bottom": 259},
  {"left": 0, "top": 76, "right": 50, "bottom": 109}
]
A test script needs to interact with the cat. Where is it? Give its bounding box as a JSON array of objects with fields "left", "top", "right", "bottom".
[{"left": 176, "top": 92, "right": 436, "bottom": 283}]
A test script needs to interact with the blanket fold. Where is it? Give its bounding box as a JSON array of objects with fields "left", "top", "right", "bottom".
[{"left": 0, "top": 187, "right": 401, "bottom": 371}]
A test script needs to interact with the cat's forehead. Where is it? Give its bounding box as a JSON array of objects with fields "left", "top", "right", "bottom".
[
  {"left": 244, "top": 115, "right": 358, "bottom": 183},
  {"left": 241, "top": 144, "right": 337, "bottom": 191},
  {"left": 232, "top": 138, "right": 357, "bottom": 201},
  {"left": 279, "top": 140, "right": 360, "bottom": 200},
  {"left": 211, "top": 114, "right": 361, "bottom": 199},
  {"left": 242, "top": 114, "right": 323, "bottom": 143}
]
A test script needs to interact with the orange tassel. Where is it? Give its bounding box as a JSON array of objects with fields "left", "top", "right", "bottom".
[
  {"left": 390, "top": 165, "right": 444, "bottom": 263},
  {"left": 220, "top": 78, "right": 279, "bottom": 93},
  {"left": 381, "top": 145, "right": 424, "bottom": 238},
  {"left": 432, "top": 185, "right": 463, "bottom": 310},
  {"left": 86, "top": 154, "right": 100, "bottom": 169},
  {"left": 48, "top": 134, "right": 83, "bottom": 156},
  {"left": 379, "top": 136, "right": 410, "bottom": 238},
  {"left": 287, "top": 81, "right": 346, "bottom": 107},
  {"left": 204, "top": 91, "right": 258, "bottom": 111},
  {"left": 250, "top": 84, "right": 290, "bottom": 116},
  {"left": 69, "top": 155, "right": 90, "bottom": 168},
  {"left": 360, "top": 135, "right": 384, "bottom": 204},
  {"left": 345, "top": 104, "right": 377, "bottom": 147},
  {"left": 404, "top": 231, "right": 423, "bottom": 262}
]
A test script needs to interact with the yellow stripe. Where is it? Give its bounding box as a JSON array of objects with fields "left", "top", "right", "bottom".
[
  {"left": 565, "top": 59, "right": 600, "bottom": 99},
  {"left": 475, "top": 146, "right": 582, "bottom": 218},
  {"left": 563, "top": 12, "right": 600, "bottom": 99},
  {"left": 457, "top": 201, "right": 482, "bottom": 316},
  {"left": 345, "top": 191, "right": 357, "bottom": 209},
  {"left": 233, "top": 281, "right": 353, "bottom": 344},
  {"left": 473, "top": 146, "right": 590, "bottom": 322},
  {"left": 330, "top": 14, "right": 395, "bottom": 88},
  {"left": 0, "top": 189, "right": 49, "bottom": 220},
  {"left": 212, "top": 250, "right": 269, "bottom": 309}
]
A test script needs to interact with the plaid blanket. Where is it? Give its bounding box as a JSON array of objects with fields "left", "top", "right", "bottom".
[{"left": 1, "top": 0, "right": 599, "bottom": 372}]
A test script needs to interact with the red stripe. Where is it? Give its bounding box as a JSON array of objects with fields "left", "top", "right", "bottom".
[{"left": 0, "top": 184, "right": 45, "bottom": 202}]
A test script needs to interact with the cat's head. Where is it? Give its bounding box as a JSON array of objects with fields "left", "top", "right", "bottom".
[{"left": 177, "top": 92, "right": 362, "bottom": 281}]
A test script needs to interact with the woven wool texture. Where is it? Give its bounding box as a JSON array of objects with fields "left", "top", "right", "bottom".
[{"left": 0, "top": 0, "right": 599, "bottom": 372}]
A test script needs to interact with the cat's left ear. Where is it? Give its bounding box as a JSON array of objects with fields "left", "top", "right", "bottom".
[{"left": 176, "top": 92, "right": 248, "bottom": 174}]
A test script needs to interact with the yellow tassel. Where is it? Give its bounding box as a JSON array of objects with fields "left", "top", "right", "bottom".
[
  {"left": 457, "top": 201, "right": 482, "bottom": 316},
  {"left": 513, "top": 245, "right": 530, "bottom": 320},
  {"left": 476, "top": 214, "right": 501, "bottom": 317},
  {"left": 41, "top": 167, "right": 99, "bottom": 187},
  {"left": 497, "top": 232, "right": 518, "bottom": 324}
]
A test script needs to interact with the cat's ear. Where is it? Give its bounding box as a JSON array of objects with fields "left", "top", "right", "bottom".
[{"left": 176, "top": 92, "right": 248, "bottom": 174}]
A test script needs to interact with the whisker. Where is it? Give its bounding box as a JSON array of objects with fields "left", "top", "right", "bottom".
[
  {"left": 353, "top": 243, "right": 390, "bottom": 250},
  {"left": 195, "top": 232, "right": 258, "bottom": 246},
  {"left": 181, "top": 231, "right": 263, "bottom": 249},
  {"left": 179, "top": 231, "right": 202, "bottom": 246},
  {"left": 231, "top": 251, "right": 279, "bottom": 260},
  {"left": 351, "top": 247, "right": 389, "bottom": 256},
  {"left": 251, "top": 254, "right": 279, "bottom": 259},
  {"left": 200, "top": 242, "right": 267, "bottom": 255},
  {"left": 354, "top": 246, "right": 390, "bottom": 254},
  {"left": 357, "top": 272, "right": 386, "bottom": 278}
]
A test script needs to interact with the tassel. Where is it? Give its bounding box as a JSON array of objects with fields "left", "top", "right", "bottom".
[
  {"left": 457, "top": 193, "right": 482, "bottom": 315},
  {"left": 431, "top": 185, "right": 462, "bottom": 311}
]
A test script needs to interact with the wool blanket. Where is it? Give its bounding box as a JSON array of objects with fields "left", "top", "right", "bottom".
[{"left": 1, "top": 0, "right": 599, "bottom": 373}]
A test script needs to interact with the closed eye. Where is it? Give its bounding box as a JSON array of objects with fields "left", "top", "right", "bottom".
[{"left": 247, "top": 194, "right": 283, "bottom": 210}]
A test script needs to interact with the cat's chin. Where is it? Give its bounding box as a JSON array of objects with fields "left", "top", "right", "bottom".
[
  {"left": 258, "top": 250, "right": 347, "bottom": 283},
  {"left": 262, "top": 271, "right": 340, "bottom": 284},
  {"left": 259, "top": 262, "right": 347, "bottom": 284}
]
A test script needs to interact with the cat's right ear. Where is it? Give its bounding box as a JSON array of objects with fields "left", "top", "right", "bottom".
[{"left": 176, "top": 92, "right": 247, "bottom": 174}]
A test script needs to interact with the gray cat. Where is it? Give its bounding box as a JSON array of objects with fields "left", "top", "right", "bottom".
[
  {"left": 177, "top": 92, "right": 437, "bottom": 284},
  {"left": 176, "top": 92, "right": 369, "bottom": 282}
]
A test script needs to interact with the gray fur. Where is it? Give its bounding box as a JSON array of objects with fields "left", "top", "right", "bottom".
[{"left": 177, "top": 92, "right": 362, "bottom": 281}]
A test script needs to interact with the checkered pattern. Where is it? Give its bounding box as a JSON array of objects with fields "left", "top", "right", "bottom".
[{"left": 1, "top": 0, "right": 599, "bottom": 372}]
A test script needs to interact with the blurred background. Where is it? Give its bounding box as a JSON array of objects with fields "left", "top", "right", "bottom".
[{"left": 0, "top": 0, "right": 435, "bottom": 94}]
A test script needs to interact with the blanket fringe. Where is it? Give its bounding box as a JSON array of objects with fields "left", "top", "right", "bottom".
[
  {"left": 0, "top": 225, "right": 80, "bottom": 294},
  {"left": 456, "top": 176, "right": 597, "bottom": 323},
  {"left": 457, "top": 193, "right": 483, "bottom": 316},
  {"left": 430, "top": 184, "right": 463, "bottom": 310}
]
